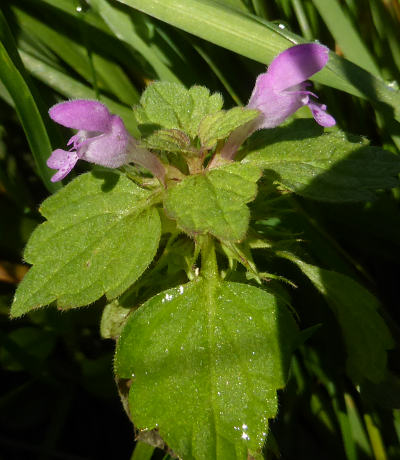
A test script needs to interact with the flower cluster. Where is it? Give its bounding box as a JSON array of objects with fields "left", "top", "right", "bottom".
[{"left": 47, "top": 44, "right": 335, "bottom": 180}]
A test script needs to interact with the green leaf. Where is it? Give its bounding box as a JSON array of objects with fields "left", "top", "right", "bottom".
[
  {"left": 100, "top": 299, "right": 132, "bottom": 340},
  {"left": 187, "top": 86, "right": 224, "bottom": 137},
  {"left": 11, "top": 171, "right": 161, "bottom": 317},
  {"left": 280, "top": 254, "right": 394, "bottom": 383},
  {"left": 243, "top": 120, "right": 400, "bottom": 202},
  {"left": 164, "top": 163, "right": 261, "bottom": 241},
  {"left": 115, "top": 279, "right": 298, "bottom": 460},
  {"left": 142, "top": 129, "right": 193, "bottom": 153},
  {"left": 138, "top": 81, "right": 193, "bottom": 131},
  {"left": 136, "top": 82, "right": 224, "bottom": 137},
  {"left": 199, "top": 107, "right": 260, "bottom": 149}
]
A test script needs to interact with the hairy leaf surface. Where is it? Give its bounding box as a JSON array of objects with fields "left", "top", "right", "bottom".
[
  {"left": 142, "top": 129, "right": 193, "bottom": 153},
  {"left": 115, "top": 279, "right": 298, "bottom": 460},
  {"left": 164, "top": 163, "right": 261, "bottom": 241},
  {"left": 135, "top": 82, "right": 223, "bottom": 137},
  {"left": 199, "top": 107, "right": 259, "bottom": 149},
  {"left": 11, "top": 171, "right": 161, "bottom": 317},
  {"left": 243, "top": 120, "right": 400, "bottom": 201}
]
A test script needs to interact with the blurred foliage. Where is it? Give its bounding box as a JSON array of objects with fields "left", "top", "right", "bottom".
[{"left": 1, "top": 0, "right": 400, "bottom": 459}]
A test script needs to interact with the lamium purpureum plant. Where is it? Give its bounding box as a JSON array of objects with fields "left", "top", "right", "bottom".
[{"left": 11, "top": 44, "right": 399, "bottom": 460}]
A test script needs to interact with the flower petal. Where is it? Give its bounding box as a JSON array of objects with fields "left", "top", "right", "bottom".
[
  {"left": 253, "top": 89, "right": 305, "bottom": 129},
  {"left": 266, "top": 43, "right": 329, "bottom": 92},
  {"left": 47, "top": 149, "right": 79, "bottom": 182},
  {"left": 248, "top": 80, "right": 312, "bottom": 126},
  {"left": 307, "top": 101, "right": 336, "bottom": 127},
  {"left": 82, "top": 116, "right": 132, "bottom": 167},
  {"left": 49, "top": 100, "right": 112, "bottom": 132}
]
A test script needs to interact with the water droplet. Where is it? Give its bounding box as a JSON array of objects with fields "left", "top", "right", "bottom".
[
  {"left": 248, "top": 316, "right": 253, "bottom": 320},
  {"left": 217, "top": 391, "right": 221, "bottom": 396},
  {"left": 76, "top": 6, "right": 83, "bottom": 12},
  {"left": 162, "top": 293, "right": 174, "bottom": 303},
  {"left": 241, "top": 432, "right": 250, "bottom": 440},
  {"left": 180, "top": 346, "right": 184, "bottom": 351},
  {"left": 242, "top": 424, "right": 248, "bottom": 430},
  {"left": 131, "top": 373, "right": 135, "bottom": 378},
  {"left": 278, "top": 23, "right": 285, "bottom": 29},
  {"left": 179, "top": 285, "right": 184, "bottom": 294},
  {"left": 387, "top": 80, "right": 399, "bottom": 90},
  {"left": 165, "top": 348, "right": 169, "bottom": 353}
]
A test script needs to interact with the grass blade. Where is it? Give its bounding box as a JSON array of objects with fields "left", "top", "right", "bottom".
[
  {"left": 115, "top": 0, "right": 400, "bottom": 123},
  {"left": 89, "top": 0, "right": 180, "bottom": 83},
  {"left": 12, "top": 6, "right": 140, "bottom": 105},
  {"left": 0, "top": 10, "right": 59, "bottom": 192},
  {"left": 312, "top": 0, "right": 380, "bottom": 76}
]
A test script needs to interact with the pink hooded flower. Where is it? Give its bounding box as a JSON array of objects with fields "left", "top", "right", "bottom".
[
  {"left": 220, "top": 43, "right": 336, "bottom": 160},
  {"left": 47, "top": 100, "right": 164, "bottom": 182}
]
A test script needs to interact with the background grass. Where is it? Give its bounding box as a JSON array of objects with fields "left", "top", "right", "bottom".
[{"left": 1, "top": 1, "right": 400, "bottom": 459}]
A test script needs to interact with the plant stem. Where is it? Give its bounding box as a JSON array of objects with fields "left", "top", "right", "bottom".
[{"left": 200, "top": 235, "right": 218, "bottom": 280}]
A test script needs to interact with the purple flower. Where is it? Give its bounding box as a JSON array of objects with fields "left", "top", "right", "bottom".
[
  {"left": 219, "top": 43, "right": 336, "bottom": 161},
  {"left": 248, "top": 43, "right": 335, "bottom": 128},
  {"left": 47, "top": 100, "right": 164, "bottom": 182}
]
